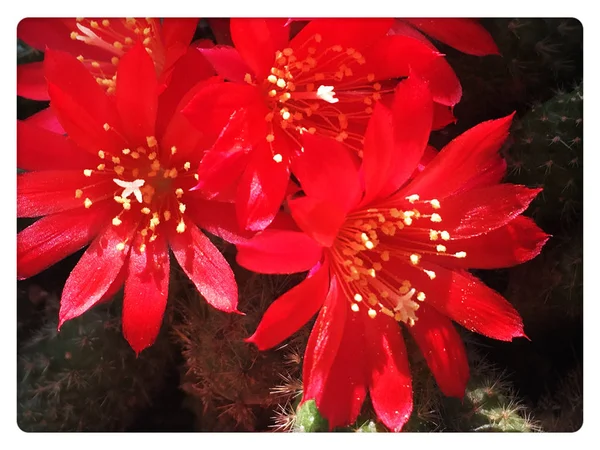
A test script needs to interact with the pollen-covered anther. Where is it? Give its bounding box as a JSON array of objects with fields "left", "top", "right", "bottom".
[
  {"left": 175, "top": 188, "right": 184, "bottom": 198},
  {"left": 368, "top": 309, "right": 377, "bottom": 319},
  {"left": 353, "top": 293, "right": 363, "bottom": 302},
  {"left": 74, "top": 189, "right": 83, "bottom": 199},
  {"left": 266, "top": 134, "right": 275, "bottom": 143},
  {"left": 429, "top": 230, "right": 439, "bottom": 241},
  {"left": 97, "top": 150, "right": 105, "bottom": 159},
  {"left": 351, "top": 303, "right": 360, "bottom": 312},
  {"left": 440, "top": 230, "right": 450, "bottom": 241},
  {"left": 163, "top": 211, "right": 171, "bottom": 221},
  {"left": 170, "top": 146, "right": 177, "bottom": 155},
  {"left": 103, "top": 123, "right": 110, "bottom": 131},
  {"left": 176, "top": 218, "right": 186, "bottom": 233},
  {"left": 416, "top": 292, "right": 426, "bottom": 302},
  {"left": 243, "top": 73, "right": 253, "bottom": 84},
  {"left": 141, "top": 207, "right": 151, "bottom": 215},
  {"left": 454, "top": 251, "right": 467, "bottom": 258},
  {"left": 436, "top": 245, "right": 447, "bottom": 253},
  {"left": 429, "top": 199, "right": 441, "bottom": 209},
  {"left": 430, "top": 213, "right": 442, "bottom": 223},
  {"left": 146, "top": 136, "right": 158, "bottom": 147},
  {"left": 178, "top": 203, "right": 186, "bottom": 214},
  {"left": 316, "top": 85, "right": 339, "bottom": 104},
  {"left": 83, "top": 198, "right": 93, "bottom": 208},
  {"left": 273, "top": 154, "right": 283, "bottom": 163},
  {"left": 410, "top": 254, "right": 421, "bottom": 265},
  {"left": 139, "top": 244, "right": 146, "bottom": 253},
  {"left": 365, "top": 240, "right": 374, "bottom": 250},
  {"left": 424, "top": 269, "right": 436, "bottom": 280},
  {"left": 122, "top": 148, "right": 131, "bottom": 155},
  {"left": 116, "top": 242, "right": 126, "bottom": 251},
  {"left": 97, "top": 164, "right": 105, "bottom": 171},
  {"left": 406, "top": 194, "right": 420, "bottom": 203},
  {"left": 83, "top": 169, "right": 93, "bottom": 177},
  {"left": 112, "top": 217, "right": 122, "bottom": 226}
]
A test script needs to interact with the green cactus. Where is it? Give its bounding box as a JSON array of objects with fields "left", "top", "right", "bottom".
[
  {"left": 17, "top": 296, "right": 174, "bottom": 431},
  {"left": 504, "top": 83, "right": 583, "bottom": 233},
  {"left": 172, "top": 265, "right": 307, "bottom": 431}
]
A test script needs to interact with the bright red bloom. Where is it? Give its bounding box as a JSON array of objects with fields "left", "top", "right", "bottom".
[
  {"left": 17, "top": 18, "right": 198, "bottom": 100},
  {"left": 237, "top": 76, "right": 548, "bottom": 431},
  {"left": 17, "top": 43, "right": 244, "bottom": 354},
  {"left": 183, "top": 18, "right": 461, "bottom": 232},
  {"left": 390, "top": 18, "right": 500, "bottom": 56}
]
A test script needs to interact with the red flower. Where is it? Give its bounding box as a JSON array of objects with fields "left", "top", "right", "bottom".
[
  {"left": 17, "top": 18, "right": 198, "bottom": 101},
  {"left": 390, "top": 19, "right": 500, "bottom": 56},
  {"left": 183, "top": 18, "right": 461, "bottom": 231},
  {"left": 236, "top": 76, "right": 548, "bottom": 431},
  {"left": 17, "top": 42, "right": 244, "bottom": 354}
]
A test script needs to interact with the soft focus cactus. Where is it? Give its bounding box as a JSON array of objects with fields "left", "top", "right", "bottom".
[{"left": 17, "top": 295, "right": 173, "bottom": 431}]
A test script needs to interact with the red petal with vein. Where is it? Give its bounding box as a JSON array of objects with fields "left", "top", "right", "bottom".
[
  {"left": 45, "top": 50, "right": 123, "bottom": 154},
  {"left": 291, "top": 19, "right": 394, "bottom": 58},
  {"left": 236, "top": 229, "right": 323, "bottom": 274},
  {"left": 404, "top": 18, "right": 500, "bottom": 56},
  {"left": 288, "top": 196, "right": 346, "bottom": 248},
  {"left": 230, "top": 19, "right": 289, "bottom": 79},
  {"left": 197, "top": 45, "right": 254, "bottom": 84},
  {"left": 400, "top": 113, "right": 514, "bottom": 200},
  {"left": 419, "top": 263, "right": 525, "bottom": 341},
  {"left": 316, "top": 309, "right": 367, "bottom": 429},
  {"left": 182, "top": 81, "right": 263, "bottom": 143},
  {"left": 18, "top": 18, "right": 110, "bottom": 60},
  {"left": 185, "top": 195, "right": 255, "bottom": 245},
  {"left": 408, "top": 304, "right": 469, "bottom": 398},
  {"left": 431, "top": 216, "right": 549, "bottom": 270},
  {"left": 294, "top": 133, "right": 361, "bottom": 213},
  {"left": 168, "top": 221, "right": 238, "bottom": 313},
  {"left": 25, "top": 108, "right": 65, "bottom": 134},
  {"left": 439, "top": 185, "right": 542, "bottom": 238},
  {"left": 59, "top": 221, "right": 136, "bottom": 327},
  {"left": 236, "top": 139, "right": 291, "bottom": 231},
  {"left": 17, "top": 120, "right": 96, "bottom": 171},
  {"left": 17, "top": 62, "right": 48, "bottom": 100},
  {"left": 362, "top": 35, "right": 460, "bottom": 106},
  {"left": 123, "top": 231, "right": 170, "bottom": 354},
  {"left": 303, "top": 276, "right": 347, "bottom": 401},
  {"left": 17, "top": 205, "right": 113, "bottom": 279},
  {"left": 247, "top": 260, "right": 329, "bottom": 350},
  {"left": 115, "top": 42, "right": 158, "bottom": 145},
  {"left": 365, "top": 314, "right": 413, "bottom": 432},
  {"left": 18, "top": 171, "right": 113, "bottom": 217}
]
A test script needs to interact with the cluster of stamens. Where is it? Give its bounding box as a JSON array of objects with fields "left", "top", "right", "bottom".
[
  {"left": 75, "top": 125, "right": 197, "bottom": 253},
  {"left": 70, "top": 18, "right": 164, "bottom": 94},
  {"left": 244, "top": 34, "right": 395, "bottom": 160},
  {"left": 332, "top": 194, "right": 467, "bottom": 325}
]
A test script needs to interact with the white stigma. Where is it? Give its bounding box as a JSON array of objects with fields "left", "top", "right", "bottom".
[
  {"left": 316, "top": 85, "right": 339, "bottom": 104},
  {"left": 113, "top": 178, "right": 145, "bottom": 203}
]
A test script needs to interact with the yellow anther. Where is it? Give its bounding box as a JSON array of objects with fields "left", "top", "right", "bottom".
[
  {"left": 97, "top": 150, "right": 105, "bottom": 159},
  {"left": 410, "top": 254, "right": 421, "bottom": 265},
  {"left": 91, "top": 61, "right": 100, "bottom": 68},
  {"left": 282, "top": 111, "right": 291, "bottom": 121},
  {"left": 148, "top": 152, "right": 157, "bottom": 161},
  {"left": 176, "top": 219, "right": 186, "bottom": 233},
  {"left": 175, "top": 188, "right": 184, "bottom": 198},
  {"left": 70, "top": 31, "right": 79, "bottom": 40},
  {"left": 404, "top": 217, "right": 413, "bottom": 226},
  {"left": 406, "top": 194, "right": 420, "bottom": 203},
  {"left": 267, "top": 74, "right": 277, "bottom": 84},
  {"left": 354, "top": 293, "right": 363, "bottom": 302},
  {"left": 122, "top": 201, "right": 131, "bottom": 210},
  {"left": 417, "top": 292, "right": 426, "bottom": 302},
  {"left": 429, "top": 230, "right": 439, "bottom": 241},
  {"left": 116, "top": 242, "right": 125, "bottom": 251},
  {"left": 114, "top": 41, "right": 123, "bottom": 50},
  {"left": 273, "top": 154, "right": 283, "bottom": 163},
  {"left": 163, "top": 210, "right": 172, "bottom": 221},
  {"left": 151, "top": 160, "right": 161, "bottom": 172},
  {"left": 74, "top": 189, "right": 83, "bottom": 199},
  {"left": 143, "top": 27, "right": 151, "bottom": 36},
  {"left": 368, "top": 309, "right": 377, "bottom": 319},
  {"left": 171, "top": 146, "right": 177, "bottom": 155},
  {"left": 183, "top": 162, "right": 191, "bottom": 171},
  {"left": 122, "top": 148, "right": 131, "bottom": 155},
  {"left": 141, "top": 207, "right": 151, "bottom": 214},
  {"left": 97, "top": 164, "right": 105, "bottom": 171},
  {"left": 369, "top": 268, "right": 376, "bottom": 278},
  {"left": 102, "top": 19, "right": 110, "bottom": 27},
  {"left": 83, "top": 169, "right": 93, "bottom": 177},
  {"left": 268, "top": 89, "right": 277, "bottom": 97},
  {"left": 276, "top": 78, "right": 286, "bottom": 88},
  {"left": 114, "top": 166, "right": 125, "bottom": 176},
  {"left": 139, "top": 244, "right": 146, "bottom": 253},
  {"left": 77, "top": 55, "right": 84, "bottom": 62},
  {"left": 381, "top": 251, "right": 390, "bottom": 262},
  {"left": 424, "top": 269, "right": 437, "bottom": 280},
  {"left": 436, "top": 245, "right": 447, "bottom": 253},
  {"left": 365, "top": 240, "right": 374, "bottom": 250},
  {"left": 308, "top": 127, "right": 316, "bottom": 134},
  {"left": 90, "top": 20, "right": 99, "bottom": 28},
  {"left": 282, "top": 47, "right": 294, "bottom": 56},
  {"left": 112, "top": 217, "right": 122, "bottom": 226},
  {"left": 455, "top": 251, "right": 467, "bottom": 258},
  {"left": 280, "top": 92, "right": 292, "bottom": 102},
  {"left": 140, "top": 229, "right": 149, "bottom": 237},
  {"left": 351, "top": 303, "right": 360, "bottom": 312},
  {"left": 146, "top": 136, "right": 157, "bottom": 147},
  {"left": 169, "top": 168, "right": 178, "bottom": 178},
  {"left": 373, "top": 82, "right": 382, "bottom": 91},
  {"left": 431, "top": 213, "right": 442, "bottom": 223},
  {"left": 111, "top": 56, "right": 119, "bottom": 65},
  {"left": 430, "top": 199, "right": 441, "bottom": 209},
  {"left": 266, "top": 134, "right": 275, "bottom": 143},
  {"left": 179, "top": 203, "right": 186, "bottom": 214},
  {"left": 441, "top": 231, "right": 450, "bottom": 241},
  {"left": 148, "top": 235, "right": 157, "bottom": 243}
]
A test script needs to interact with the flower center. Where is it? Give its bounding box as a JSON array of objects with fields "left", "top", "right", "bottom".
[
  {"left": 70, "top": 18, "right": 165, "bottom": 94},
  {"left": 330, "top": 195, "right": 467, "bottom": 325},
  {"left": 75, "top": 127, "right": 196, "bottom": 253},
  {"left": 244, "top": 33, "right": 394, "bottom": 158}
]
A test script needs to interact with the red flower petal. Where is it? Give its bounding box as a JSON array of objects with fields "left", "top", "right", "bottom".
[
  {"left": 407, "top": 304, "right": 469, "bottom": 398},
  {"left": 230, "top": 18, "right": 289, "bottom": 79},
  {"left": 431, "top": 216, "right": 549, "bottom": 270},
  {"left": 365, "top": 313, "right": 413, "bottom": 432},
  {"left": 302, "top": 275, "right": 347, "bottom": 402},
  {"left": 439, "top": 185, "right": 542, "bottom": 239},
  {"left": 161, "top": 18, "right": 198, "bottom": 52},
  {"left": 315, "top": 308, "right": 368, "bottom": 429},
  {"left": 207, "top": 18, "right": 233, "bottom": 46},
  {"left": 293, "top": 132, "right": 361, "bottom": 213},
  {"left": 25, "top": 108, "right": 65, "bottom": 134},
  {"left": 419, "top": 263, "right": 525, "bottom": 341},
  {"left": 288, "top": 196, "right": 346, "bottom": 248},
  {"left": 403, "top": 18, "right": 500, "bottom": 56},
  {"left": 115, "top": 42, "right": 158, "bottom": 145},
  {"left": 17, "top": 62, "right": 49, "bottom": 100},
  {"left": 236, "top": 138, "right": 291, "bottom": 231},
  {"left": 185, "top": 195, "right": 254, "bottom": 245},
  {"left": 123, "top": 230, "right": 170, "bottom": 354},
  {"left": 18, "top": 171, "right": 114, "bottom": 218},
  {"left": 388, "top": 19, "right": 437, "bottom": 50},
  {"left": 247, "top": 260, "right": 329, "bottom": 350},
  {"left": 59, "top": 220, "right": 137, "bottom": 328},
  {"left": 167, "top": 220, "right": 239, "bottom": 313},
  {"left": 17, "top": 120, "right": 96, "bottom": 171},
  {"left": 236, "top": 229, "right": 323, "bottom": 274},
  {"left": 17, "top": 205, "right": 114, "bottom": 279},
  {"left": 400, "top": 113, "right": 514, "bottom": 200},
  {"left": 432, "top": 103, "right": 457, "bottom": 130},
  {"left": 45, "top": 50, "right": 123, "bottom": 154},
  {"left": 197, "top": 45, "right": 254, "bottom": 84}
]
